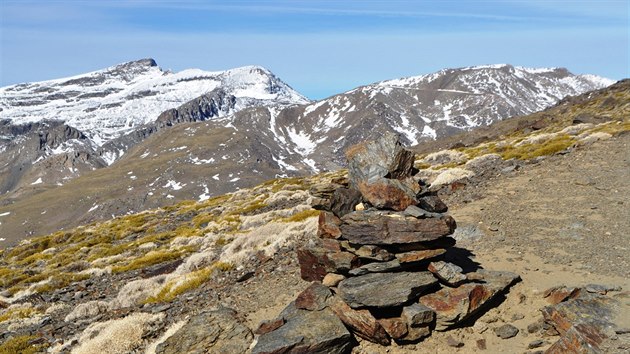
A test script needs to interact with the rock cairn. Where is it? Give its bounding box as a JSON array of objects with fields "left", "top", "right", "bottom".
[{"left": 253, "top": 133, "right": 520, "bottom": 353}]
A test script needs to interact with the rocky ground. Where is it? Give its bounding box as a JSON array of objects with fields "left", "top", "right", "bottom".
[{"left": 1, "top": 129, "right": 628, "bottom": 353}]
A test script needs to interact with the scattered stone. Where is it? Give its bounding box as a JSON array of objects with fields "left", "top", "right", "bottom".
[
  {"left": 341, "top": 210, "right": 456, "bottom": 245},
  {"left": 476, "top": 338, "right": 487, "bottom": 350},
  {"left": 527, "top": 320, "right": 543, "bottom": 334},
  {"left": 401, "top": 303, "right": 435, "bottom": 326},
  {"left": 156, "top": 307, "right": 252, "bottom": 354},
  {"left": 318, "top": 211, "right": 343, "bottom": 239},
  {"left": 446, "top": 335, "right": 464, "bottom": 348},
  {"left": 329, "top": 297, "right": 390, "bottom": 346},
  {"left": 428, "top": 261, "right": 467, "bottom": 286},
  {"left": 295, "top": 283, "right": 332, "bottom": 311},
  {"left": 348, "top": 259, "right": 402, "bottom": 276},
  {"left": 378, "top": 317, "right": 408, "bottom": 340},
  {"left": 528, "top": 339, "right": 545, "bottom": 349},
  {"left": 417, "top": 195, "right": 448, "bottom": 213},
  {"left": 322, "top": 273, "right": 346, "bottom": 287},
  {"left": 511, "top": 313, "right": 525, "bottom": 321},
  {"left": 256, "top": 318, "right": 286, "bottom": 335},
  {"left": 494, "top": 324, "right": 519, "bottom": 339},
  {"left": 338, "top": 271, "right": 438, "bottom": 309},
  {"left": 236, "top": 271, "right": 255, "bottom": 282},
  {"left": 584, "top": 283, "right": 621, "bottom": 295},
  {"left": 419, "top": 270, "right": 520, "bottom": 330},
  {"left": 252, "top": 305, "right": 353, "bottom": 354},
  {"left": 396, "top": 249, "right": 446, "bottom": 264},
  {"left": 473, "top": 321, "right": 489, "bottom": 334}
]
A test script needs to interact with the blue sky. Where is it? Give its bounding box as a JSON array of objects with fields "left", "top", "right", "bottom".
[{"left": 0, "top": 1, "right": 628, "bottom": 99}]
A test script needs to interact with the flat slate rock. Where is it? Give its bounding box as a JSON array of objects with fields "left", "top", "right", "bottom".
[
  {"left": 252, "top": 306, "right": 353, "bottom": 354},
  {"left": 348, "top": 259, "right": 402, "bottom": 276},
  {"left": 419, "top": 270, "right": 520, "bottom": 331},
  {"left": 156, "top": 307, "right": 253, "bottom": 354},
  {"left": 329, "top": 296, "right": 391, "bottom": 346},
  {"left": 338, "top": 271, "right": 438, "bottom": 309},
  {"left": 341, "top": 210, "right": 456, "bottom": 245}
]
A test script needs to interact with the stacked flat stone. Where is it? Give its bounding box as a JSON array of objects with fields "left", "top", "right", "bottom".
[{"left": 253, "top": 133, "right": 520, "bottom": 353}]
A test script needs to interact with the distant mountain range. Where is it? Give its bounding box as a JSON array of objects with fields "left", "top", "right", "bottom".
[{"left": 0, "top": 59, "right": 614, "bottom": 238}]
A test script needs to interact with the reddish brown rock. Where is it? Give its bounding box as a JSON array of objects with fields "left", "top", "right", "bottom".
[
  {"left": 396, "top": 249, "right": 446, "bottom": 264},
  {"left": 318, "top": 211, "right": 343, "bottom": 239},
  {"left": 378, "top": 317, "right": 408, "bottom": 340},
  {"left": 356, "top": 178, "right": 419, "bottom": 211},
  {"left": 543, "top": 285, "right": 581, "bottom": 305},
  {"left": 476, "top": 338, "right": 487, "bottom": 350},
  {"left": 340, "top": 210, "right": 456, "bottom": 245},
  {"left": 255, "top": 318, "right": 286, "bottom": 335},
  {"left": 297, "top": 245, "right": 359, "bottom": 281},
  {"left": 329, "top": 297, "right": 391, "bottom": 346},
  {"left": 428, "top": 261, "right": 467, "bottom": 287},
  {"left": 542, "top": 290, "right": 628, "bottom": 354},
  {"left": 419, "top": 270, "right": 520, "bottom": 330},
  {"left": 295, "top": 283, "right": 332, "bottom": 311}
]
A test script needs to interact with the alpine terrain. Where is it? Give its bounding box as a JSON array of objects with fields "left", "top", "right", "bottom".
[
  {"left": 0, "top": 78, "right": 628, "bottom": 354},
  {"left": 0, "top": 60, "right": 614, "bottom": 242}
]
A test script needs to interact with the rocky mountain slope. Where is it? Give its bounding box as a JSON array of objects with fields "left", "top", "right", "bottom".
[
  {"left": 0, "top": 59, "right": 308, "bottom": 197},
  {"left": 0, "top": 79, "right": 627, "bottom": 353},
  {"left": 0, "top": 63, "right": 614, "bottom": 241}
]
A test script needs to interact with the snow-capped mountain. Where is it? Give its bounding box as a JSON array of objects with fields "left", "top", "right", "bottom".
[
  {"left": 0, "top": 58, "right": 308, "bottom": 144},
  {"left": 0, "top": 61, "right": 615, "bottom": 239},
  {"left": 223, "top": 64, "right": 614, "bottom": 171}
]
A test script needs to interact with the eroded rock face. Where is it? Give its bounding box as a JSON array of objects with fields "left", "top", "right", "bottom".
[
  {"left": 338, "top": 272, "right": 438, "bottom": 309},
  {"left": 155, "top": 307, "right": 252, "bottom": 354}
]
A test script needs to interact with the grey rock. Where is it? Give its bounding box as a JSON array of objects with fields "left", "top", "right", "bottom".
[
  {"left": 348, "top": 259, "right": 402, "bottom": 276},
  {"left": 401, "top": 303, "right": 435, "bottom": 326},
  {"left": 528, "top": 339, "right": 545, "bottom": 349},
  {"left": 494, "top": 324, "right": 519, "bottom": 339},
  {"left": 155, "top": 307, "right": 253, "bottom": 354},
  {"left": 338, "top": 271, "right": 438, "bottom": 309},
  {"left": 428, "top": 261, "right": 467, "bottom": 287},
  {"left": 252, "top": 306, "right": 353, "bottom": 354},
  {"left": 340, "top": 210, "right": 456, "bottom": 246},
  {"left": 417, "top": 195, "right": 448, "bottom": 213}
]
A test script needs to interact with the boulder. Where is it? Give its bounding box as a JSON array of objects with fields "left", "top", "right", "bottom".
[
  {"left": 346, "top": 133, "right": 419, "bottom": 211},
  {"left": 155, "top": 307, "right": 253, "bottom": 354},
  {"left": 338, "top": 271, "right": 438, "bottom": 309},
  {"left": 329, "top": 297, "right": 391, "bottom": 345},
  {"left": 428, "top": 261, "right": 467, "bottom": 287},
  {"left": 340, "top": 210, "right": 456, "bottom": 245},
  {"left": 252, "top": 305, "right": 354, "bottom": 354},
  {"left": 346, "top": 132, "right": 416, "bottom": 183},
  {"left": 297, "top": 244, "right": 359, "bottom": 281},
  {"left": 419, "top": 270, "right": 520, "bottom": 330}
]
